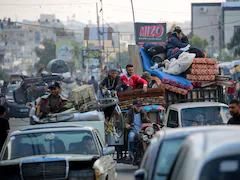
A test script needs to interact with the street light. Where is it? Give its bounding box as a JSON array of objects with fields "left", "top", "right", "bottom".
[{"left": 130, "top": 0, "right": 136, "bottom": 43}]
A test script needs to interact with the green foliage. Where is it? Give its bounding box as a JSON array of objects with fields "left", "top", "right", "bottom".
[
  {"left": 34, "top": 38, "right": 56, "bottom": 69},
  {"left": 110, "top": 51, "right": 129, "bottom": 68},
  {"left": 227, "top": 29, "right": 240, "bottom": 57},
  {"left": 220, "top": 48, "right": 235, "bottom": 62},
  {"left": 0, "top": 68, "right": 9, "bottom": 81},
  {"left": 189, "top": 35, "right": 209, "bottom": 51}
]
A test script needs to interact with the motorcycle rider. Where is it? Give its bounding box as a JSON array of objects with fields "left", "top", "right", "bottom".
[{"left": 125, "top": 100, "right": 150, "bottom": 160}]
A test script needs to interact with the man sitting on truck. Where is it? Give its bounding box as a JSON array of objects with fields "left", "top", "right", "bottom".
[
  {"left": 36, "top": 82, "right": 72, "bottom": 119},
  {"left": 120, "top": 64, "right": 148, "bottom": 92},
  {"left": 99, "top": 68, "right": 122, "bottom": 97},
  {"left": 125, "top": 100, "right": 150, "bottom": 160}
]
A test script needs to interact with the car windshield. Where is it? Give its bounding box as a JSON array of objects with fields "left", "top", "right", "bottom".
[
  {"left": 2, "top": 130, "right": 99, "bottom": 160},
  {"left": 200, "top": 155, "right": 240, "bottom": 180},
  {"left": 153, "top": 139, "right": 184, "bottom": 180},
  {"left": 7, "top": 85, "right": 18, "bottom": 97},
  {"left": 181, "top": 106, "right": 231, "bottom": 127}
]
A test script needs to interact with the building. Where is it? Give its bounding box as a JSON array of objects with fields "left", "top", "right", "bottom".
[
  {"left": 222, "top": 2, "right": 240, "bottom": 45},
  {"left": 191, "top": 3, "right": 222, "bottom": 55},
  {"left": 38, "top": 14, "right": 64, "bottom": 41},
  {"left": 191, "top": 2, "right": 240, "bottom": 56}
]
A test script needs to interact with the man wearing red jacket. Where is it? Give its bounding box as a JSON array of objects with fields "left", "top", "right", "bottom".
[{"left": 120, "top": 64, "right": 148, "bottom": 92}]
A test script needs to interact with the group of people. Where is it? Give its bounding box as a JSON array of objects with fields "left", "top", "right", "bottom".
[
  {"left": 99, "top": 64, "right": 158, "bottom": 98},
  {"left": 166, "top": 26, "right": 206, "bottom": 60}
]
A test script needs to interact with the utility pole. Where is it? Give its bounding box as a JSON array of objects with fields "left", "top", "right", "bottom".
[
  {"left": 96, "top": 3, "right": 101, "bottom": 46},
  {"left": 218, "top": 13, "right": 223, "bottom": 62},
  {"left": 100, "top": 0, "right": 105, "bottom": 69},
  {"left": 118, "top": 32, "right": 121, "bottom": 66},
  {"left": 130, "top": 0, "right": 136, "bottom": 43}
]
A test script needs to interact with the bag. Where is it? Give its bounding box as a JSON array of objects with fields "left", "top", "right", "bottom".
[{"left": 144, "top": 43, "right": 167, "bottom": 58}]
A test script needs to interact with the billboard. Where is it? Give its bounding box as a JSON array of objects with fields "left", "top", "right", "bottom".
[
  {"left": 135, "top": 22, "right": 166, "bottom": 46},
  {"left": 56, "top": 36, "right": 75, "bottom": 62},
  {"left": 84, "top": 27, "right": 113, "bottom": 41}
]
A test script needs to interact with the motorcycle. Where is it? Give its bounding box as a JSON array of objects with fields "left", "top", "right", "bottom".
[{"left": 130, "top": 123, "right": 161, "bottom": 166}]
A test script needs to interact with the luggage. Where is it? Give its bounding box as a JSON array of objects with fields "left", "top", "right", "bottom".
[
  {"left": 143, "top": 43, "right": 167, "bottom": 58},
  {"left": 72, "top": 85, "right": 97, "bottom": 106}
]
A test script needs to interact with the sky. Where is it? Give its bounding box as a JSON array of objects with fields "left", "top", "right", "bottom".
[{"left": 0, "top": 0, "right": 225, "bottom": 24}]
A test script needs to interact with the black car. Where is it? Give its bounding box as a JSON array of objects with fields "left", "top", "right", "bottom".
[{"left": 5, "top": 84, "right": 30, "bottom": 118}]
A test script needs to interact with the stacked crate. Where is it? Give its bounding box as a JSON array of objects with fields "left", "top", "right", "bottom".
[{"left": 186, "top": 58, "right": 218, "bottom": 81}]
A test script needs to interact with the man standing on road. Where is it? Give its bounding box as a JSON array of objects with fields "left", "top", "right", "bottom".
[
  {"left": 0, "top": 106, "right": 10, "bottom": 150},
  {"left": 228, "top": 99, "right": 240, "bottom": 124},
  {"left": 88, "top": 76, "right": 99, "bottom": 94}
]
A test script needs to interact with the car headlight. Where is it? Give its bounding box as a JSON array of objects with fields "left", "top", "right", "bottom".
[
  {"left": 142, "top": 134, "right": 148, "bottom": 141},
  {"left": 145, "top": 126, "right": 154, "bottom": 136},
  {"left": 94, "top": 168, "right": 102, "bottom": 180}
]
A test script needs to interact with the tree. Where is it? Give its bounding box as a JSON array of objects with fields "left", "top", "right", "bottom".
[
  {"left": 110, "top": 51, "right": 130, "bottom": 68},
  {"left": 0, "top": 68, "right": 9, "bottom": 81},
  {"left": 34, "top": 38, "right": 56, "bottom": 69},
  {"left": 189, "top": 35, "right": 209, "bottom": 51},
  {"left": 228, "top": 29, "right": 240, "bottom": 57}
]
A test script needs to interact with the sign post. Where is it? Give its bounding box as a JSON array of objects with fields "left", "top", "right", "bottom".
[{"left": 135, "top": 22, "right": 167, "bottom": 47}]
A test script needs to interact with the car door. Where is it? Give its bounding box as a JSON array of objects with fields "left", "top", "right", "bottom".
[{"left": 93, "top": 129, "right": 117, "bottom": 180}]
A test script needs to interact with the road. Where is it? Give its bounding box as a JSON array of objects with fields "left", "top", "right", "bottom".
[{"left": 9, "top": 118, "right": 137, "bottom": 180}]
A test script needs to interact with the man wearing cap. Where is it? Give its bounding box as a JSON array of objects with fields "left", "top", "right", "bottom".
[
  {"left": 36, "top": 82, "right": 72, "bottom": 118},
  {"left": 99, "top": 68, "right": 122, "bottom": 97},
  {"left": 125, "top": 100, "right": 150, "bottom": 160}
]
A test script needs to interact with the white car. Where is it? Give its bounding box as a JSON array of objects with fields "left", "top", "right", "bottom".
[
  {"left": 169, "top": 130, "right": 240, "bottom": 180},
  {"left": 0, "top": 123, "right": 117, "bottom": 180}
]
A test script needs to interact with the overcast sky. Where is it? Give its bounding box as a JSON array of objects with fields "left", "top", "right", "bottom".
[{"left": 0, "top": 0, "right": 224, "bottom": 24}]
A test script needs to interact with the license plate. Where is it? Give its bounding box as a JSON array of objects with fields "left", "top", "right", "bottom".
[{"left": 20, "top": 109, "right": 28, "bottom": 112}]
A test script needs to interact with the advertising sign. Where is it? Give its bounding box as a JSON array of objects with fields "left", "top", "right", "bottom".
[
  {"left": 135, "top": 22, "right": 166, "bottom": 46},
  {"left": 56, "top": 36, "right": 75, "bottom": 62}
]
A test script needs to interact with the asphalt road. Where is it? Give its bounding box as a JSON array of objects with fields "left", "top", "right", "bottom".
[{"left": 9, "top": 118, "right": 137, "bottom": 180}]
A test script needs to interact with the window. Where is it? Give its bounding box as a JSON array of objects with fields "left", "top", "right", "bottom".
[
  {"left": 181, "top": 106, "right": 230, "bottom": 127},
  {"left": 2, "top": 130, "right": 99, "bottom": 160},
  {"left": 200, "top": 155, "right": 240, "bottom": 180},
  {"left": 167, "top": 110, "right": 178, "bottom": 128},
  {"left": 153, "top": 139, "right": 184, "bottom": 180}
]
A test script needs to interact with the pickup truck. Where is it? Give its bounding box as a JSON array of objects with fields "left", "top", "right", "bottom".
[{"left": 165, "top": 102, "right": 230, "bottom": 128}]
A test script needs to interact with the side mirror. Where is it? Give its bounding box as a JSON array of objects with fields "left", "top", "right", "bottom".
[
  {"left": 103, "top": 146, "right": 115, "bottom": 156},
  {"left": 134, "top": 169, "right": 146, "bottom": 180}
]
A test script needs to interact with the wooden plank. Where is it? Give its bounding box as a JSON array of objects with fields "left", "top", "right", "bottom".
[
  {"left": 128, "top": 45, "right": 143, "bottom": 76},
  {"left": 117, "top": 88, "right": 165, "bottom": 101}
]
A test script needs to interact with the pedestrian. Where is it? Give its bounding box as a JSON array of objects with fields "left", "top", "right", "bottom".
[
  {"left": 228, "top": 99, "right": 240, "bottom": 125},
  {"left": 88, "top": 76, "right": 99, "bottom": 94},
  {"left": 227, "top": 78, "right": 236, "bottom": 104},
  {"left": 0, "top": 106, "right": 10, "bottom": 150}
]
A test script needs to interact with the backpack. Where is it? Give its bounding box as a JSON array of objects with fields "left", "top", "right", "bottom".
[{"left": 143, "top": 43, "right": 167, "bottom": 58}]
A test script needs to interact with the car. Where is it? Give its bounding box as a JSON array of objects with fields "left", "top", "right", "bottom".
[
  {"left": 134, "top": 125, "right": 240, "bottom": 180},
  {"left": 169, "top": 130, "right": 240, "bottom": 180},
  {"left": 0, "top": 123, "right": 117, "bottom": 180},
  {"left": 165, "top": 102, "right": 231, "bottom": 128},
  {"left": 5, "top": 84, "right": 30, "bottom": 118}
]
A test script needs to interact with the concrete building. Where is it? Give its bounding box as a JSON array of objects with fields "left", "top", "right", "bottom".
[
  {"left": 191, "top": 3, "right": 222, "bottom": 55},
  {"left": 191, "top": 2, "right": 240, "bottom": 55},
  {"left": 222, "top": 2, "right": 240, "bottom": 45}
]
